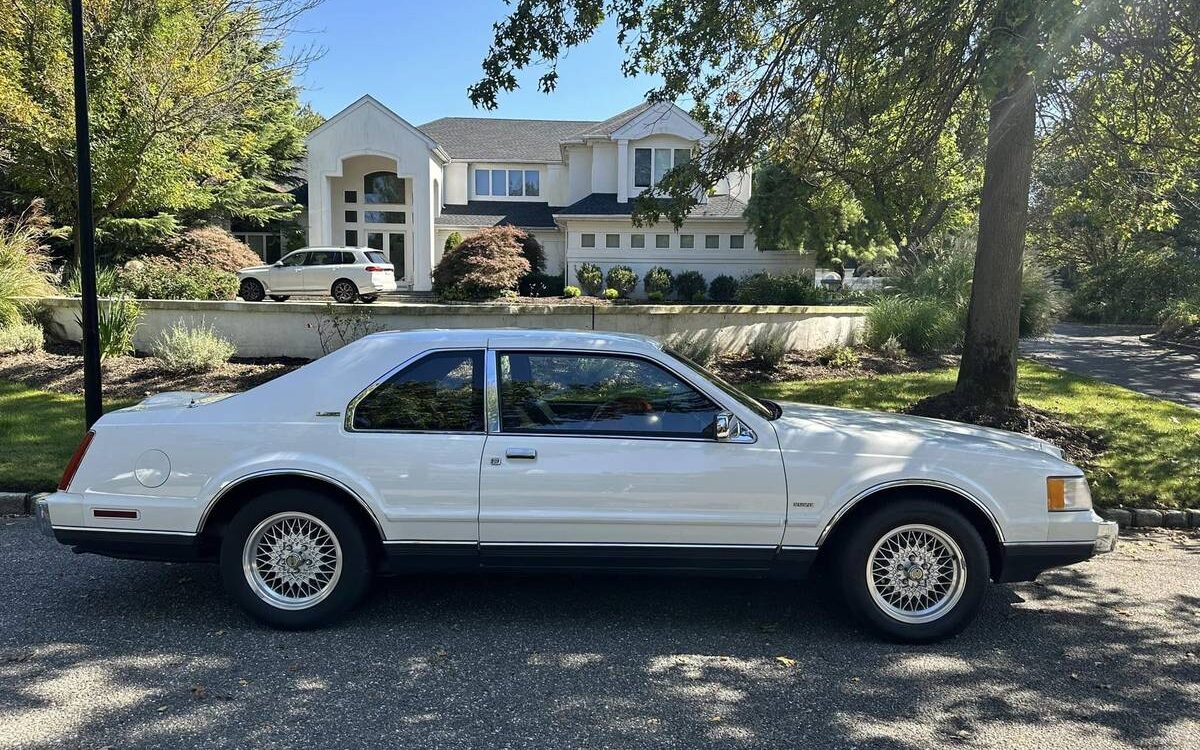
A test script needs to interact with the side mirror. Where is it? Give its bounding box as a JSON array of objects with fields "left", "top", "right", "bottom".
[
  {"left": 714, "top": 411, "right": 735, "bottom": 441},
  {"left": 273, "top": 261, "right": 283, "bottom": 267}
]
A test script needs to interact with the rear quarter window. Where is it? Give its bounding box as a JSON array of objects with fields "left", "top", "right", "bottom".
[{"left": 364, "top": 251, "right": 387, "bottom": 264}]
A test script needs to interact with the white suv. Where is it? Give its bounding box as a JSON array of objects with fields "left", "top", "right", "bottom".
[{"left": 237, "top": 247, "right": 397, "bottom": 303}]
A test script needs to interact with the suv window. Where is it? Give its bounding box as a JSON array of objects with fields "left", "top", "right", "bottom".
[
  {"left": 352, "top": 351, "right": 484, "bottom": 432},
  {"left": 279, "top": 252, "right": 306, "bottom": 267},
  {"left": 364, "top": 251, "right": 387, "bottom": 264},
  {"left": 305, "top": 250, "right": 339, "bottom": 266},
  {"left": 497, "top": 352, "right": 718, "bottom": 438}
]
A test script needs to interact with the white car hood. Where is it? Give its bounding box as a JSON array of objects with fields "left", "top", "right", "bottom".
[{"left": 771, "top": 401, "right": 1064, "bottom": 461}]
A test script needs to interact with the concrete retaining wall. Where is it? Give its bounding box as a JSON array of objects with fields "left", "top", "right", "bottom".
[{"left": 36, "top": 297, "right": 868, "bottom": 360}]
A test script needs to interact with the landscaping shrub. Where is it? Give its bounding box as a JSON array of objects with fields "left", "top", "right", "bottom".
[
  {"left": 171, "top": 227, "right": 262, "bottom": 273},
  {"left": 516, "top": 231, "right": 546, "bottom": 274},
  {"left": 736, "top": 272, "right": 826, "bottom": 305},
  {"left": 605, "top": 265, "right": 639, "bottom": 298},
  {"left": 747, "top": 330, "right": 787, "bottom": 367},
  {"left": 864, "top": 296, "right": 962, "bottom": 354},
  {"left": 94, "top": 296, "right": 141, "bottom": 360},
  {"left": 669, "top": 337, "right": 719, "bottom": 366},
  {"left": 602, "top": 288, "right": 619, "bottom": 300},
  {"left": 643, "top": 266, "right": 674, "bottom": 297},
  {"left": 877, "top": 335, "right": 907, "bottom": 358},
  {"left": 63, "top": 265, "right": 122, "bottom": 297},
  {"left": 0, "top": 320, "right": 43, "bottom": 354},
  {"left": 444, "top": 231, "right": 464, "bottom": 253},
  {"left": 519, "top": 272, "right": 565, "bottom": 297},
  {"left": 647, "top": 291, "right": 664, "bottom": 302},
  {"left": 674, "top": 270, "right": 707, "bottom": 302},
  {"left": 119, "top": 256, "right": 238, "bottom": 300},
  {"left": 1069, "top": 246, "right": 1200, "bottom": 324},
  {"left": 1159, "top": 298, "right": 1200, "bottom": 335},
  {"left": 151, "top": 320, "right": 236, "bottom": 373},
  {"left": 0, "top": 201, "right": 55, "bottom": 328},
  {"left": 1020, "top": 261, "right": 1067, "bottom": 337},
  {"left": 708, "top": 274, "right": 739, "bottom": 303},
  {"left": 431, "top": 226, "right": 531, "bottom": 300},
  {"left": 563, "top": 285, "right": 582, "bottom": 298},
  {"left": 816, "top": 344, "right": 860, "bottom": 369},
  {"left": 575, "top": 262, "right": 604, "bottom": 296}
]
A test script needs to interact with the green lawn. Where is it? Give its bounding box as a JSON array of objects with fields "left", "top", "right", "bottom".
[
  {"left": 746, "top": 361, "right": 1200, "bottom": 509},
  {"left": 0, "top": 381, "right": 133, "bottom": 494}
]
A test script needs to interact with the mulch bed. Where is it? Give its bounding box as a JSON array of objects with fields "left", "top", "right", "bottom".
[
  {"left": 0, "top": 342, "right": 307, "bottom": 402},
  {"left": 904, "top": 391, "right": 1109, "bottom": 465},
  {"left": 714, "top": 349, "right": 957, "bottom": 384}
]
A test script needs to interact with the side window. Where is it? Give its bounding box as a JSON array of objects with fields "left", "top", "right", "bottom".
[
  {"left": 497, "top": 352, "right": 719, "bottom": 438},
  {"left": 352, "top": 351, "right": 485, "bottom": 432},
  {"left": 305, "top": 251, "right": 335, "bottom": 266},
  {"left": 279, "top": 252, "right": 306, "bottom": 267}
]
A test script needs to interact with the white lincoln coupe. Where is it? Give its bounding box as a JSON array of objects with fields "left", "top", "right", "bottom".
[{"left": 36, "top": 329, "right": 1117, "bottom": 641}]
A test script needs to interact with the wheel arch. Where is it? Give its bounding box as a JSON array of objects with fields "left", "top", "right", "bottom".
[
  {"left": 815, "top": 482, "right": 1005, "bottom": 581},
  {"left": 198, "top": 471, "right": 384, "bottom": 559}
]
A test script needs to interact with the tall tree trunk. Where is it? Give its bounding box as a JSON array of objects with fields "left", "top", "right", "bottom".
[{"left": 954, "top": 50, "right": 1037, "bottom": 408}]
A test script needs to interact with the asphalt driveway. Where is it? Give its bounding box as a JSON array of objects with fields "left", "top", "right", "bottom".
[
  {"left": 1022, "top": 324, "right": 1200, "bottom": 409},
  {"left": 1, "top": 518, "right": 1197, "bottom": 749}
]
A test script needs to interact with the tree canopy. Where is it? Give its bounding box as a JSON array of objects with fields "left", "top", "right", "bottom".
[{"left": 0, "top": 0, "right": 322, "bottom": 249}]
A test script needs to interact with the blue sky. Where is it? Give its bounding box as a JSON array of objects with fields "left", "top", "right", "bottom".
[{"left": 289, "top": 0, "right": 661, "bottom": 124}]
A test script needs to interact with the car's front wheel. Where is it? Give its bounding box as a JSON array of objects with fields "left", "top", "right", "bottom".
[
  {"left": 238, "top": 278, "right": 265, "bottom": 302},
  {"left": 837, "top": 499, "right": 989, "bottom": 643},
  {"left": 331, "top": 279, "right": 359, "bottom": 303},
  {"left": 219, "top": 489, "right": 372, "bottom": 629}
]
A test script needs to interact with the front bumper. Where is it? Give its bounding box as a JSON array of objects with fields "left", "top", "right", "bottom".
[{"left": 1094, "top": 519, "right": 1119, "bottom": 553}]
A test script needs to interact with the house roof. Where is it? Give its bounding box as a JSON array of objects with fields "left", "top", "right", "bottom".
[
  {"left": 568, "top": 102, "right": 658, "bottom": 139},
  {"left": 418, "top": 117, "right": 596, "bottom": 162},
  {"left": 554, "top": 193, "right": 747, "bottom": 219},
  {"left": 435, "top": 201, "right": 561, "bottom": 229}
]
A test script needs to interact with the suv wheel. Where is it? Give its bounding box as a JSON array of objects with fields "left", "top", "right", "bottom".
[
  {"left": 331, "top": 279, "right": 359, "bottom": 303},
  {"left": 239, "top": 278, "right": 265, "bottom": 302},
  {"left": 219, "top": 489, "right": 372, "bottom": 629},
  {"left": 836, "top": 499, "right": 989, "bottom": 642},
  {"left": 269, "top": 295, "right": 290, "bottom": 302}
]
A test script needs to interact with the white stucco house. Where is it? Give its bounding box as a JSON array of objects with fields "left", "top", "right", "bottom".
[{"left": 299, "top": 95, "right": 812, "bottom": 293}]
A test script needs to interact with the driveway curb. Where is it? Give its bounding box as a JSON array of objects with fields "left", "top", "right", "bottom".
[{"left": 0, "top": 492, "right": 31, "bottom": 516}]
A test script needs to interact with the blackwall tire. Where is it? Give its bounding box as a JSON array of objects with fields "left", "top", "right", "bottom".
[
  {"left": 837, "top": 499, "right": 989, "bottom": 643},
  {"left": 239, "top": 279, "right": 266, "bottom": 302},
  {"left": 219, "top": 489, "right": 372, "bottom": 629},
  {"left": 331, "top": 279, "right": 359, "bottom": 303}
]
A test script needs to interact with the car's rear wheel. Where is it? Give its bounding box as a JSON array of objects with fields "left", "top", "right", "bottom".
[
  {"left": 836, "top": 499, "right": 988, "bottom": 642},
  {"left": 331, "top": 279, "right": 359, "bottom": 303},
  {"left": 219, "top": 489, "right": 372, "bottom": 629},
  {"left": 238, "top": 278, "right": 265, "bottom": 302},
  {"left": 269, "top": 295, "right": 290, "bottom": 302}
]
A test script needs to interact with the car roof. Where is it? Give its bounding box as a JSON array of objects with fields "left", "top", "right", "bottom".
[{"left": 362, "top": 328, "right": 665, "bottom": 353}]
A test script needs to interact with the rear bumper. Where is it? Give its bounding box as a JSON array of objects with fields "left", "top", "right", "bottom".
[{"left": 366, "top": 277, "right": 398, "bottom": 293}]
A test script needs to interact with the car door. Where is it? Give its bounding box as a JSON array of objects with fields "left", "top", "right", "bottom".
[
  {"left": 341, "top": 348, "right": 488, "bottom": 563},
  {"left": 271, "top": 251, "right": 307, "bottom": 292},
  {"left": 303, "top": 250, "right": 339, "bottom": 293},
  {"left": 478, "top": 349, "right": 788, "bottom": 571}
]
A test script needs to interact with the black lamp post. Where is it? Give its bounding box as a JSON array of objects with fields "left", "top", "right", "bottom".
[{"left": 70, "top": 0, "right": 103, "bottom": 427}]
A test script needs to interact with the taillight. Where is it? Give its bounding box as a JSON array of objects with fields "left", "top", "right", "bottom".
[
  {"left": 59, "top": 430, "right": 95, "bottom": 491},
  {"left": 364, "top": 265, "right": 388, "bottom": 272}
]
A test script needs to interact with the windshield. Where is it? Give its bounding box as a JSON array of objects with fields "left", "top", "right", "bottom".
[{"left": 664, "top": 347, "right": 780, "bottom": 420}]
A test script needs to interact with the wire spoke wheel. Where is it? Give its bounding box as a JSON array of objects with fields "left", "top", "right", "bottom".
[
  {"left": 242, "top": 512, "right": 343, "bottom": 610},
  {"left": 866, "top": 523, "right": 966, "bottom": 624}
]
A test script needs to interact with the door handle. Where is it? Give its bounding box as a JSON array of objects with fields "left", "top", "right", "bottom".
[{"left": 505, "top": 448, "right": 537, "bottom": 460}]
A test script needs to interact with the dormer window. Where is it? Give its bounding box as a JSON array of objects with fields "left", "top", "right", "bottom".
[{"left": 634, "top": 147, "right": 693, "bottom": 188}]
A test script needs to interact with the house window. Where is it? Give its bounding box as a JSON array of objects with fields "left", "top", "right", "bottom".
[
  {"left": 679, "top": 234, "right": 695, "bottom": 249},
  {"left": 630, "top": 234, "right": 645, "bottom": 249},
  {"left": 364, "top": 172, "right": 405, "bottom": 204},
  {"left": 344, "top": 190, "right": 357, "bottom": 204},
  {"left": 476, "top": 168, "right": 541, "bottom": 197},
  {"left": 655, "top": 234, "right": 670, "bottom": 249},
  {"left": 729, "top": 234, "right": 745, "bottom": 249},
  {"left": 674, "top": 148, "right": 692, "bottom": 167},
  {"left": 344, "top": 211, "right": 357, "bottom": 223},
  {"left": 605, "top": 233, "right": 620, "bottom": 249},
  {"left": 653, "top": 148, "right": 672, "bottom": 184},
  {"left": 705, "top": 234, "right": 720, "bottom": 249},
  {"left": 364, "top": 210, "right": 405, "bottom": 224},
  {"left": 581, "top": 233, "right": 596, "bottom": 248},
  {"left": 345, "top": 230, "right": 358, "bottom": 246},
  {"left": 634, "top": 148, "right": 652, "bottom": 188}
]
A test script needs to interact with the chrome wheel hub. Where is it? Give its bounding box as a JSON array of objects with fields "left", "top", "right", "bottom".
[
  {"left": 867, "top": 524, "right": 966, "bottom": 624},
  {"left": 242, "top": 512, "right": 342, "bottom": 610}
]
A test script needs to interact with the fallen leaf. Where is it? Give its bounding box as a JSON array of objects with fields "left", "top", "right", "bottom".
[{"left": 775, "top": 656, "right": 797, "bottom": 668}]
